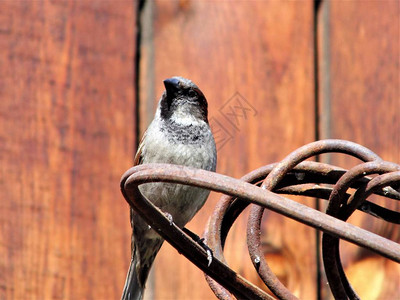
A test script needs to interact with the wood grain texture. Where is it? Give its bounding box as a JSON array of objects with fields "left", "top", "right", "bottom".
[
  {"left": 139, "top": 1, "right": 316, "bottom": 299},
  {"left": 0, "top": 1, "right": 135, "bottom": 299},
  {"left": 318, "top": 1, "right": 400, "bottom": 299}
]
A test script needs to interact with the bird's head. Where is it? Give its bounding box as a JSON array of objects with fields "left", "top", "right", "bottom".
[{"left": 160, "top": 76, "right": 208, "bottom": 124}]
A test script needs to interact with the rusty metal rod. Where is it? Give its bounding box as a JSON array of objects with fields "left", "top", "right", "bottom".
[
  {"left": 121, "top": 165, "right": 272, "bottom": 300},
  {"left": 121, "top": 140, "right": 399, "bottom": 299},
  {"left": 323, "top": 161, "right": 400, "bottom": 299},
  {"left": 122, "top": 164, "right": 400, "bottom": 261},
  {"left": 247, "top": 140, "right": 383, "bottom": 298}
]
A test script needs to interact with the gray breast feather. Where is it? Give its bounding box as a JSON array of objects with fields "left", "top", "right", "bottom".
[{"left": 138, "top": 118, "right": 216, "bottom": 227}]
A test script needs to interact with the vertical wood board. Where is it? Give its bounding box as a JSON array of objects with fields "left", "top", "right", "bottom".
[
  {"left": 0, "top": 1, "right": 136, "bottom": 299},
  {"left": 139, "top": 1, "right": 316, "bottom": 299},
  {"left": 318, "top": 1, "right": 399, "bottom": 299}
]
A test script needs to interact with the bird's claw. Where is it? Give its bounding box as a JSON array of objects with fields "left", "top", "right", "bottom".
[
  {"left": 182, "top": 228, "right": 213, "bottom": 267},
  {"left": 164, "top": 212, "right": 174, "bottom": 225}
]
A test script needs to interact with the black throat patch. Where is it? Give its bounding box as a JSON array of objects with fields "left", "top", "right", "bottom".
[{"left": 160, "top": 119, "right": 210, "bottom": 145}]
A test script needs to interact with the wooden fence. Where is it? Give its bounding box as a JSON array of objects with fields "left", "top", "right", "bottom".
[{"left": 0, "top": 1, "right": 398, "bottom": 299}]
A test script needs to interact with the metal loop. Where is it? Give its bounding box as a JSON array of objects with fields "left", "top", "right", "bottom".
[{"left": 121, "top": 139, "right": 400, "bottom": 299}]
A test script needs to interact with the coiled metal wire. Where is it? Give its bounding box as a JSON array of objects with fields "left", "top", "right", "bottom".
[{"left": 121, "top": 139, "right": 400, "bottom": 300}]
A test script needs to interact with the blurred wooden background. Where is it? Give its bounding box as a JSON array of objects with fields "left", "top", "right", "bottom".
[{"left": 0, "top": 1, "right": 398, "bottom": 299}]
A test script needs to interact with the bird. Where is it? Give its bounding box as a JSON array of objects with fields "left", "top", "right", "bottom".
[{"left": 121, "top": 76, "right": 217, "bottom": 300}]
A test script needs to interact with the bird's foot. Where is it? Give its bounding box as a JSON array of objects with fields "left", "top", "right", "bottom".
[
  {"left": 182, "top": 228, "right": 213, "bottom": 267},
  {"left": 164, "top": 212, "right": 174, "bottom": 225}
]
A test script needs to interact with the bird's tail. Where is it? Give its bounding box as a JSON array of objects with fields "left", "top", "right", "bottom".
[
  {"left": 121, "top": 238, "right": 163, "bottom": 300},
  {"left": 121, "top": 255, "right": 143, "bottom": 300}
]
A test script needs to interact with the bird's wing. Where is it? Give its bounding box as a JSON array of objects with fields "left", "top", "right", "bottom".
[{"left": 134, "top": 130, "right": 146, "bottom": 166}]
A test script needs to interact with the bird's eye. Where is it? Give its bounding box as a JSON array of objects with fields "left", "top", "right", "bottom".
[{"left": 188, "top": 90, "right": 197, "bottom": 98}]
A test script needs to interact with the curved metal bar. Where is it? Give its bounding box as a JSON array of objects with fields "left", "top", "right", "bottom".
[
  {"left": 343, "top": 170, "right": 400, "bottom": 220},
  {"left": 121, "top": 164, "right": 272, "bottom": 300},
  {"left": 203, "top": 161, "right": 400, "bottom": 300},
  {"left": 204, "top": 161, "right": 355, "bottom": 300},
  {"left": 247, "top": 140, "right": 382, "bottom": 299},
  {"left": 323, "top": 161, "right": 400, "bottom": 299},
  {"left": 121, "top": 164, "right": 400, "bottom": 260},
  {"left": 277, "top": 184, "right": 400, "bottom": 223},
  {"left": 263, "top": 139, "right": 381, "bottom": 189},
  {"left": 120, "top": 141, "right": 399, "bottom": 299},
  {"left": 203, "top": 164, "right": 297, "bottom": 300},
  {"left": 326, "top": 161, "right": 400, "bottom": 217}
]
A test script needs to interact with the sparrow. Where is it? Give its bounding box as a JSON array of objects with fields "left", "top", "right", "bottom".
[{"left": 122, "top": 76, "right": 217, "bottom": 300}]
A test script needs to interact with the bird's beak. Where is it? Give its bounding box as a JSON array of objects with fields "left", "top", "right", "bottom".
[{"left": 163, "top": 77, "right": 181, "bottom": 98}]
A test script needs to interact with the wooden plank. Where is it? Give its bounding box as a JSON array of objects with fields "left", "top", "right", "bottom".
[
  {"left": 318, "top": 1, "right": 399, "bottom": 299},
  {"left": 0, "top": 1, "right": 135, "bottom": 299},
  {"left": 139, "top": 1, "right": 316, "bottom": 298}
]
